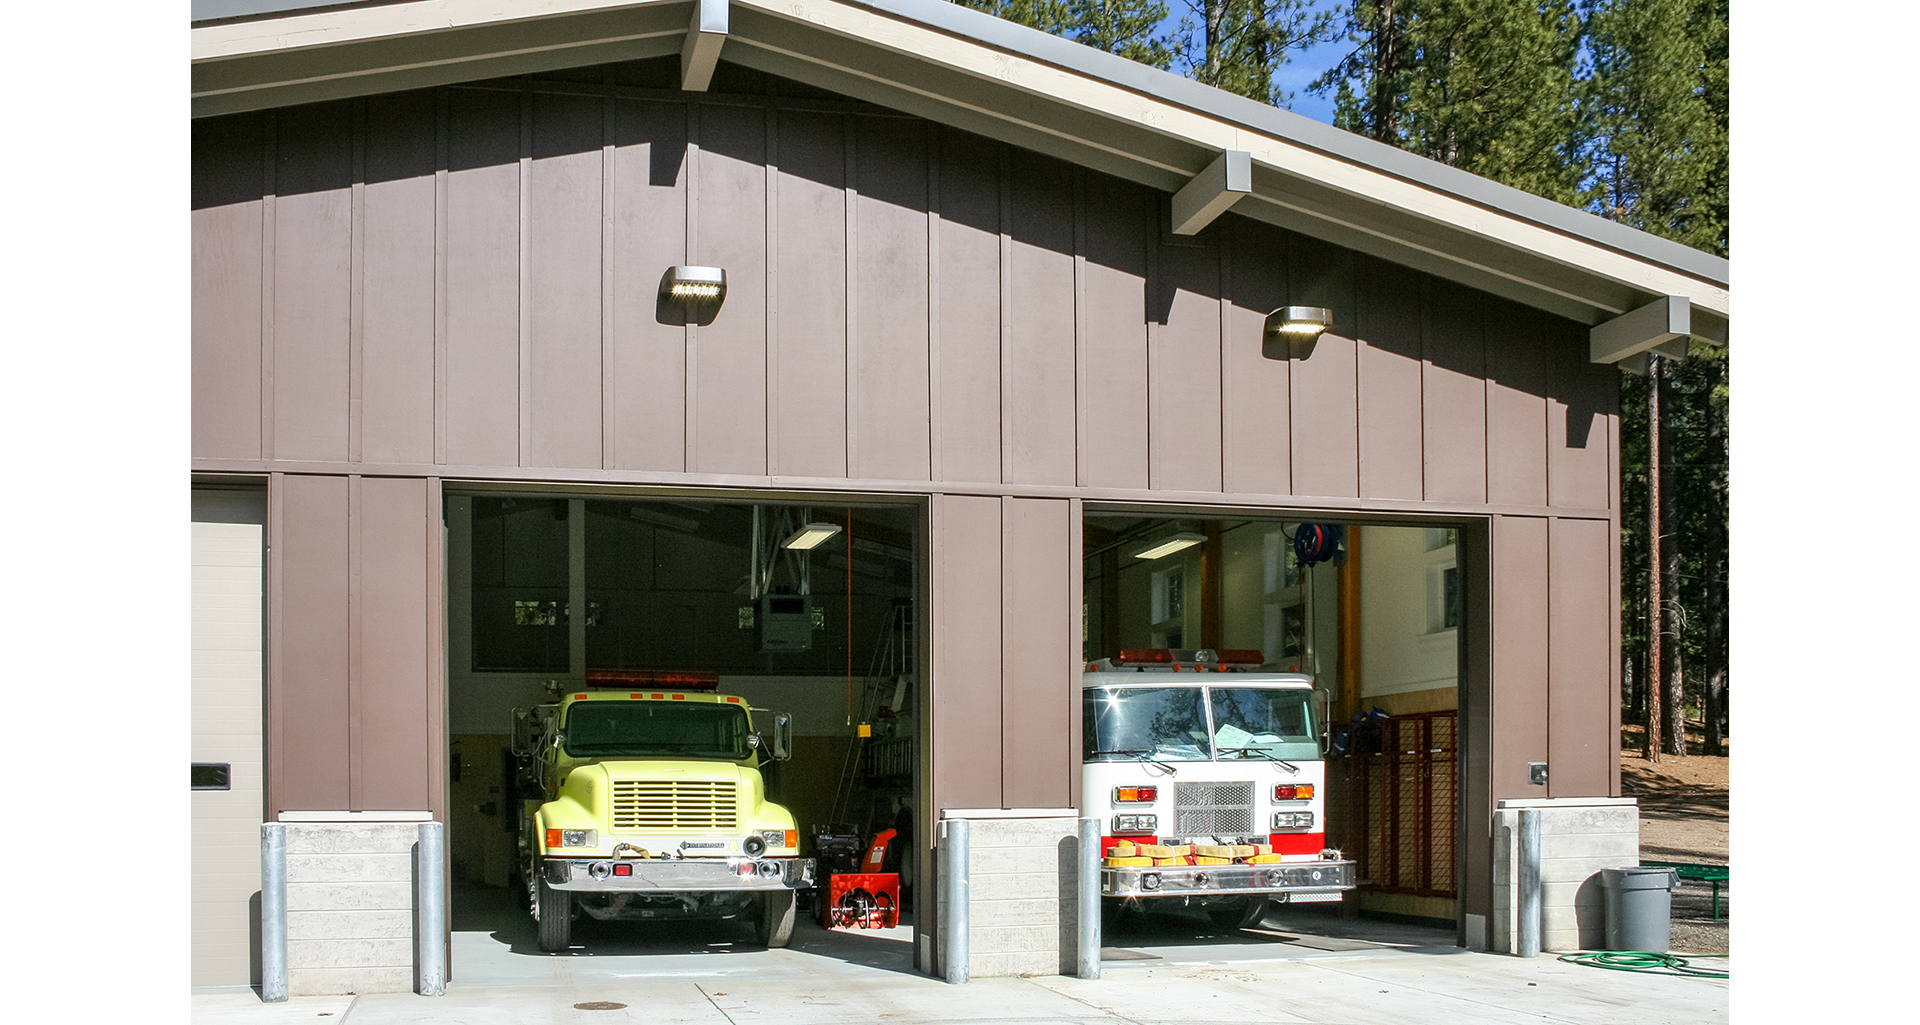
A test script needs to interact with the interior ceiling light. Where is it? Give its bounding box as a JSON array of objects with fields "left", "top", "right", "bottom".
[
  {"left": 661, "top": 265, "right": 727, "bottom": 305},
  {"left": 781, "top": 523, "right": 843, "bottom": 550},
  {"left": 1132, "top": 532, "right": 1206, "bottom": 560},
  {"left": 1262, "top": 306, "right": 1334, "bottom": 361}
]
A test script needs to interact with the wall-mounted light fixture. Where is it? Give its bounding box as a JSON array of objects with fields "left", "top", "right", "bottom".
[
  {"left": 781, "top": 523, "right": 843, "bottom": 550},
  {"left": 1262, "top": 306, "right": 1334, "bottom": 360},
  {"left": 1132, "top": 532, "right": 1205, "bottom": 560},
  {"left": 661, "top": 265, "right": 727, "bottom": 307}
]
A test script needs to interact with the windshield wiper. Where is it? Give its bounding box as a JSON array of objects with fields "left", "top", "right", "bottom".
[
  {"left": 1090, "top": 748, "right": 1178, "bottom": 775},
  {"left": 1223, "top": 747, "right": 1300, "bottom": 773}
]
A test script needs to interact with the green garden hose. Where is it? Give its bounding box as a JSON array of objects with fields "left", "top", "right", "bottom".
[{"left": 1558, "top": 951, "right": 1728, "bottom": 978}]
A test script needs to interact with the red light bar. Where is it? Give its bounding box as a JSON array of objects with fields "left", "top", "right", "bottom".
[
  {"left": 584, "top": 669, "right": 721, "bottom": 690},
  {"left": 1110, "top": 648, "right": 1264, "bottom": 668}
]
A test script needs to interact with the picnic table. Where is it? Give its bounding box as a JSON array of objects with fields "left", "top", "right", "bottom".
[{"left": 1641, "top": 861, "right": 1728, "bottom": 920}]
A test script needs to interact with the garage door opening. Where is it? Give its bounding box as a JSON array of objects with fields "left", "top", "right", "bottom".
[
  {"left": 445, "top": 493, "right": 923, "bottom": 983},
  {"left": 1083, "top": 513, "right": 1462, "bottom": 946}
]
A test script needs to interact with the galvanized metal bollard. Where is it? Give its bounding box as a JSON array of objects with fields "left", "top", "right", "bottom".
[
  {"left": 1518, "top": 808, "right": 1542, "bottom": 958},
  {"left": 1077, "top": 817, "right": 1102, "bottom": 980},
  {"left": 941, "top": 818, "right": 970, "bottom": 985},
  {"left": 415, "top": 821, "right": 447, "bottom": 996},
  {"left": 261, "top": 823, "right": 288, "bottom": 1002}
]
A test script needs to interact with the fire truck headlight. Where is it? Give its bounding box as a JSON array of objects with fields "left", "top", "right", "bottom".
[
  {"left": 1272, "top": 811, "right": 1315, "bottom": 830},
  {"left": 760, "top": 829, "right": 789, "bottom": 850},
  {"left": 559, "top": 829, "right": 597, "bottom": 848},
  {"left": 1113, "top": 813, "right": 1158, "bottom": 834}
]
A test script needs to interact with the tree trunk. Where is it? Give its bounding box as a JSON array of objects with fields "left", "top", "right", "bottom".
[
  {"left": 1370, "top": 0, "right": 1398, "bottom": 142},
  {"left": 1656, "top": 356, "right": 1686, "bottom": 757},
  {"left": 1643, "top": 353, "right": 1663, "bottom": 763},
  {"left": 1702, "top": 359, "right": 1729, "bottom": 757}
]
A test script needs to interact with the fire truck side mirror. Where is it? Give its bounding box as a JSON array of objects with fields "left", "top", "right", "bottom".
[{"left": 772, "top": 711, "right": 794, "bottom": 761}]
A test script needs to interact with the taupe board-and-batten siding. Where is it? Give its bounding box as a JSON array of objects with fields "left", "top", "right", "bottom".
[
  {"left": 194, "top": 69, "right": 1624, "bottom": 948},
  {"left": 191, "top": 76, "right": 1614, "bottom": 514}
]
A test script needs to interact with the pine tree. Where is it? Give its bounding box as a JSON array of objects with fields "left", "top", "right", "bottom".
[
  {"left": 1168, "top": 0, "right": 1335, "bottom": 106},
  {"left": 1314, "top": 1, "right": 1588, "bottom": 204},
  {"left": 1584, "top": 0, "right": 1728, "bottom": 253},
  {"left": 1590, "top": 0, "right": 1729, "bottom": 758},
  {"left": 1068, "top": 0, "right": 1175, "bottom": 68}
]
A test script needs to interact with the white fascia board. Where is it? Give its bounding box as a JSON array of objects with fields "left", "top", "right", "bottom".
[
  {"left": 1590, "top": 295, "right": 1690, "bottom": 365},
  {"left": 681, "top": 0, "right": 728, "bottom": 91},
  {"left": 733, "top": 0, "right": 1729, "bottom": 321},
  {"left": 191, "top": 0, "right": 681, "bottom": 62},
  {"left": 1170, "top": 150, "right": 1251, "bottom": 235}
]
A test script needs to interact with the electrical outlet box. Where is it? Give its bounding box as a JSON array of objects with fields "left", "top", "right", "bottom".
[{"left": 759, "top": 593, "right": 812, "bottom": 652}]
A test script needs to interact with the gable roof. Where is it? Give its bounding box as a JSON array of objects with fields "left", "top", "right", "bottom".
[{"left": 192, "top": 0, "right": 1730, "bottom": 352}]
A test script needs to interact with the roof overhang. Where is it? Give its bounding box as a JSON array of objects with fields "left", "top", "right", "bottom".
[{"left": 191, "top": 0, "right": 1730, "bottom": 354}]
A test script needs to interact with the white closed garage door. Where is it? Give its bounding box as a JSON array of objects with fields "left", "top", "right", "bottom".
[{"left": 192, "top": 488, "right": 267, "bottom": 987}]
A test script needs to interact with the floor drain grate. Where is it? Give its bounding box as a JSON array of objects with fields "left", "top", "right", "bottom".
[{"left": 573, "top": 1001, "right": 629, "bottom": 1011}]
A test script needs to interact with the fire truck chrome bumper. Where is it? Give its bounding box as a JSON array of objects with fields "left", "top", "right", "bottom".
[
  {"left": 543, "top": 857, "right": 815, "bottom": 892},
  {"left": 1103, "top": 859, "right": 1355, "bottom": 898}
]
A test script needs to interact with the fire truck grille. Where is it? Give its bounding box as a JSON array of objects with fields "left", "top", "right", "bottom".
[
  {"left": 611, "top": 780, "right": 739, "bottom": 833},
  {"left": 1173, "top": 781, "right": 1256, "bottom": 837}
]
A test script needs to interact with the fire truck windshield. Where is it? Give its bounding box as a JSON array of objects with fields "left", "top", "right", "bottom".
[
  {"left": 1082, "top": 687, "right": 1212, "bottom": 762},
  {"left": 1083, "top": 685, "right": 1321, "bottom": 763},
  {"left": 1209, "top": 688, "right": 1320, "bottom": 761},
  {"left": 562, "top": 701, "right": 753, "bottom": 760}
]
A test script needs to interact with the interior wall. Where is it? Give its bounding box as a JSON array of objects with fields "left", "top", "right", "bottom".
[{"left": 1357, "top": 525, "right": 1460, "bottom": 715}]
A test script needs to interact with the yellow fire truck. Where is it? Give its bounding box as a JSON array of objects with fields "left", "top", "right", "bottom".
[{"left": 512, "top": 669, "right": 814, "bottom": 951}]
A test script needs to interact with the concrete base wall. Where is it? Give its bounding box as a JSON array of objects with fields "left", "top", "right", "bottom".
[
  {"left": 939, "top": 810, "right": 1082, "bottom": 978},
  {"left": 1490, "top": 798, "right": 1638, "bottom": 954},
  {"left": 281, "top": 819, "right": 426, "bottom": 996}
]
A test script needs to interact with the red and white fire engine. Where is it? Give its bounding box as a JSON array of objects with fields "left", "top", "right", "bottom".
[{"left": 1082, "top": 648, "right": 1356, "bottom": 929}]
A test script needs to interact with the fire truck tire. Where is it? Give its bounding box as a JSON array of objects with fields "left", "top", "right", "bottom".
[
  {"left": 1207, "top": 897, "right": 1269, "bottom": 932},
  {"left": 759, "top": 890, "right": 796, "bottom": 948},
  {"left": 536, "top": 877, "right": 572, "bottom": 952}
]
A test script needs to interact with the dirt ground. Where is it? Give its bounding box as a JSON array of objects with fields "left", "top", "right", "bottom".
[{"left": 1618, "top": 724, "right": 1729, "bottom": 955}]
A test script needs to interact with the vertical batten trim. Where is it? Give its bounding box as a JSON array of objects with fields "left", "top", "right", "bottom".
[
  {"left": 433, "top": 89, "right": 449, "bottom": 466},
  {"left": 1217, "top": 222, "right": 1233, "bottom": 493},
  {"left": 264, "top": 472, "right": 286, "bottom": 817},
  {"left": 423, "top": 477, "right": 448, "bottom": 820},
  {"left": 1143, "top": 198, "right": 1159, "bottom": 491},
  {"left": 844, "top": 114, "right": 860, "bottom": 480},
  {"left": 348, "top": 100, "right": 366, "bottom": 465},
  {"left": 684, "top": 101, "right": 700, "bottom": 472},
  {"left": 1065, "top": 497, "right": 1085, "bottom": 808},
  {"left": 601, "top": 80, "right": 617, "bottom": 470},
  {"left": 347, "top": 474, "right": 364, "bottom": 809},
  {"left": 997, "top": 145, "right": 1011, "bottom": 485},
  {"left": 517, "top": 89, "right": 533, "bottom": 468},
  {"left": 260, "top": 112, "right": 278, "bottom": 461},
  {"left": 1071, "top": 167, "right": 1087, "bottom": 488},
  {"left": 765, "top": 93, "right": 781, "bottom": 477},
  {"left": 926, "top": 125, "right": 942, "bottom": 483}
]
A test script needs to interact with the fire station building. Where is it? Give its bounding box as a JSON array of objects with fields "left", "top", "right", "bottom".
[{"left": 189, "top": 0, "right": 1730, "bottom": 995}]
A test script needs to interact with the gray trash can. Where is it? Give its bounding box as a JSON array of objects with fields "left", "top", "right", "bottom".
[{"left": 1600, "top": 866, "right": 1680, "bottom": 951}]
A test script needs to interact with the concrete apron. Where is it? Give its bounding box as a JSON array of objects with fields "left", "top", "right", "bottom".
[
  {"left": 195, "top": 903, "right": 1727, "bottom": 1025},
  {"left": 200, "top": 952, "right": 1727, "bottom": 1025}
]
